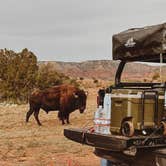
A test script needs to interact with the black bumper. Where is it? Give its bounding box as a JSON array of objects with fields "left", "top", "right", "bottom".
[{"left": 64, "top": 128, "right": 166, "bottom": 151}]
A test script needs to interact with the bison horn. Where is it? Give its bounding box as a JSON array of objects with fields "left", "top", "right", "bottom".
[{"left": 73, "top": 93, "right": 79, "bottom": 98}]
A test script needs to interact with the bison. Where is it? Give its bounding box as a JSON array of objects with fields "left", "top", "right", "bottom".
[{"left": 26, "top": 85, "right": 87, "bottom": 125}]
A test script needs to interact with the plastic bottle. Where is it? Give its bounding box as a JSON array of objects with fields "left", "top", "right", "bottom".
[
  {"left": 104, "top": 93, "right": 111, "bottom": 119},
  {"left": 94, "top": 102, "right": 111, "bottom": 134},
  {"left": 101, "top": 93, "right": 111, "bottom": 134},
  {"left": 94, "top": 105, "right": 103, "bottom": 133}
]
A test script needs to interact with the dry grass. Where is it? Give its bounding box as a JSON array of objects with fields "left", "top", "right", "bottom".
[{"left": 0, "top": 88, "right": 100, "bottom": 166}]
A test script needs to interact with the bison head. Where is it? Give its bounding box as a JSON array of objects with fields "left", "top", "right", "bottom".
[{"left": 73, "top": 90, "right": 87, "bottom": 113}]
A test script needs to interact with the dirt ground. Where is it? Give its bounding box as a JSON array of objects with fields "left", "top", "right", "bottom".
[{"left": 0, "top": 88, "right": 100, "bottom": 166}]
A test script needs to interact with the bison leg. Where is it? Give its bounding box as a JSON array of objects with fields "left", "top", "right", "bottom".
[
  {"left": 60, "top": 115, "right": 65, "bottom": 125},
  {"left": 34, "top": 109, "right": 42, "bottom": 126},
  {"left": 26, "top": 109, "right": 34, "bottom": 123},
  {"left": 58, "top": 112, "right": 65, "bottom": 125},
  {"left": 66, "top": 114, "right": 70, "bottom": 124},
  {"left": 62, "top": 118, "right": 65, "bottom": 125}
]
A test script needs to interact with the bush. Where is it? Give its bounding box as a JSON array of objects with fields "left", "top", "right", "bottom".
[
  {"left": 0, "top": 48, "right": 38, "bottom": 103},
  {"left": 36, "top": 63, "right": 62, "bottom": 90},
  {"left": 0, "top": 49, "right": 79, "bottom": 103}
]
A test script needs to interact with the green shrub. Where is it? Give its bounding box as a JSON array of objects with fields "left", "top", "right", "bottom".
[{"left": 0, "top": 49, "right": 80, "bottom": 103}]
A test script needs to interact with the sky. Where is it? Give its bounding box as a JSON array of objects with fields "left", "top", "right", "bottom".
[{"left": 0, "top": 0, "right": 166, "bottom": 62}]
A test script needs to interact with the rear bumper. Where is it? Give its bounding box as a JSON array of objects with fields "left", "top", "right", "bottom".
[{"left": 64, "top": 128, "right": 166, "bottom": 151}]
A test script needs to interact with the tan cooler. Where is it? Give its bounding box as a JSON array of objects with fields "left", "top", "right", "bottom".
[{"left": 110, "top": 89, "right": 164, "bottom": 134}]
